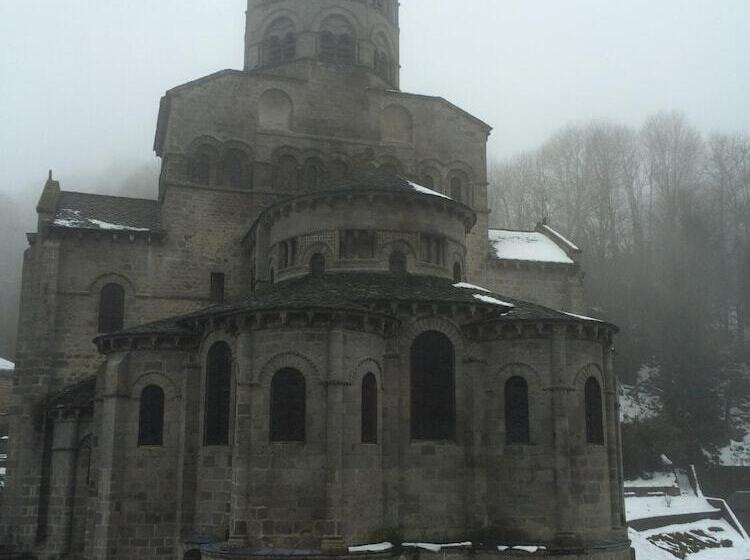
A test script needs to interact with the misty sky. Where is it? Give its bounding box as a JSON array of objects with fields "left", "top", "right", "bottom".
[{"left": 1, "top": 0, "right": 749, "bottom": 203}]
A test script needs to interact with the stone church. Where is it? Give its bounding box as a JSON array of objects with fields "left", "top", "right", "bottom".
[{"left": 0, "top": 1, "right": 630, "bottom": 559}]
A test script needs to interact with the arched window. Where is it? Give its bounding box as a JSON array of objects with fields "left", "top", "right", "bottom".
[
  {"left": 303, "top": 159, "right": 324, "bottom": 189},
  {"left": 283, "top": 33, "right": 296, "bottom": 61},
  {"left": 450, "top": 176, "right": 463, "bottom": 202},
  {"left": 337, "top": 34, "right": 355, "bottom": 64},
  {"left": 505, "top": 377, "right": 530, "bottom": 444},
  {"left": 270, "top": 368, "right": 306, "bottom": 442},
  {"left": 267, "top": 35, "right": 282, "bottom": 65},
  {"left": 275, "top": 154, "right": 298, "bottom": 188},
  {"left": 98, "top": 283, "right": 125, "bottom": 333},
  {"left": 190, "top": 152, "right": 212, "bottom": 185},
  {"left": 320, "top": 31, "right": 336, "bottom": 62},
  {"left": 138, "top": 385, "right": 165, "bottom": 447},
  {"left": 205, "top": 342, "right": 231, "bottom": 446},
  {"left": 585, "top": 377, "right": 605, "bottom": 444},
  {"left": 410, "top": 331, "right": 455, "bottom": 440},
  {"left": 310, "top": 253, "right": 325, "bottom": 277},
  {"left": 361, "top": 373, "right": 378, "bottom": 444},
  {"left": 224, "top": 150, "right": 249, "bottom": 189},
  {"left": 453, "top": 262, "right": 462, "bottom": 283},
  {"left": 389, "top": 251, "right": 407, "bottom": 275},
  {"left": 319, "top": 16, "right": 356, "bottom": 65}
]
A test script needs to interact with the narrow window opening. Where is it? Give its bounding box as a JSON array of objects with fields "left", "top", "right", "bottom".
[
  {"left": 283, "top": 33, "right": 296, "bottom": 61},
  {"left": 585, "top": 377, "right": 605, "bottom": 445},
  {"left": 361, "top": 373, "right": 378, "bottom": 444},
  {"left": 410, "top": 331, "right": 456, "bottom": 440},
  {"left": 191, "top": 153, "right": 212, "bottom": 185},
  {"left": 453, "top": 262, "right": 462, "bottom": 283},
  {"left": 98, "top": 283, "right": 125, "bottom": 333},
  {"left": 310, "top": 253, "right": 325, "bottom": 277},
  {"left": 210, "top": 272, "right": 225, "bottom": 304},
  {"left": 271, "top": 368, "right": 306, "bottom": 442},
  {"left": 389, "top": 251, "right": 407, "bottom": 275},
  {"left": 138, "top": 385, "right": 165, "bottom": 446},
  {"left": 268, "top": 35, "right": 282, "bottom": 65},
  {"left": 450, "top": 177, "right": 463, "bottom": 202},
  {"left": 205, "top": 342, "right": 231, "bottom": 446},
  {"left": 505, "top": 377, "right": 530, "bottom": 444}
]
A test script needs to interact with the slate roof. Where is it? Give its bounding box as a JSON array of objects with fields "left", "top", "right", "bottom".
[
  {"left": 51, "top": 191, "right": 161, "bottom": 232},
  {"left": 100, "top": 272, "right": 613, "bottom": 341},
  {"left": 47, "top": 376, "right": 96, "bottom": 411}
]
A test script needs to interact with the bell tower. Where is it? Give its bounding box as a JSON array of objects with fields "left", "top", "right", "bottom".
[{"left": 244, "top": 0, "right": 400, "bottom": 89}]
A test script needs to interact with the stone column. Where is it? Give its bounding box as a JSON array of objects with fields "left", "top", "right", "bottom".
[
  {"left": 549, "top": 325, "right": 575, "bottom": 545},
  {"left": 44, "top": 409, "right": 80, "bottom": 556},
  {"left": 603, "top": 340, "right": 628, "bottom": 536},
  {"left": 174, "top": 359, "right": 202, "bottom": 545},
  {"left": 229, "top": 331, "right": 254, "bottom": 544},
  {"left": 381, "top": 340, "right": 402, "bottom": 531},
  {"left": 463, "top": 352, "right": 488, "bottom": 530},
  {"left": 91, "top": 352, "right": 130, "bottom": 559},
  {"left": 321, "top": 327, "right": 347, "bottom": 553}
]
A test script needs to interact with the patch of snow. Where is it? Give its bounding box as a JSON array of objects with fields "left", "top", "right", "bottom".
[
  {"left": 0, "top": 358, "right": 14, "bottom": 371},
  {"left": 561, "top": 311, "right": 604, "bottom": 322},
  {"left": 348, "top": 542, "right": 393, "bottom": 553},
  {"left": 453, "top": 282, "right": 490, "bottom": 292},
  {"left": 473, "top": 294, "right": 515, "bottom": 307},
  {"left": 626, "top": 493, "right": 720, "bottom": 521},
  {"left": 539, "top": 224, "right": 580, "bottom": 252},
  {"left": 514, "top": 545, "right": 545, "bottom": 553},
  {"left": 402, "top": 542, "right": 471, "bottom": 552},
  {"left": 489, "top": 229, "right": 574, "bottom": 264},
  {"left": 88, "top": 219, "right": 149, "bottom": 232},
  {"left": 53, "top": 209, "right": 150, "bottom": 232},
  {"left": 625, "top": 471, "right": 678, "bottom": 489},
  {"left": 661, "top": 454, "right": 674, "bottom": 466},
  {"left": 407, "top": 180, "right": 452, "bottom": 200},
  {"left": 715, "top": 433, "right": 750, "bottom": 466}
]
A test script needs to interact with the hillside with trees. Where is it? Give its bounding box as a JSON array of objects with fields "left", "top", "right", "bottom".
[{"left": 489, "top": 112, "right": 750, "bottom": 472}]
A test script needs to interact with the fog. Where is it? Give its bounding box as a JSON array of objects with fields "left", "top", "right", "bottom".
[{"left": 0, "top": 0, "right": 749, "bottom": 357}]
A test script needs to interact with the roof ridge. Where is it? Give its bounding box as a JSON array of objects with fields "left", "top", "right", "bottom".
[{"left": 60, "top": 190, "right": 158, "bottom": 204}]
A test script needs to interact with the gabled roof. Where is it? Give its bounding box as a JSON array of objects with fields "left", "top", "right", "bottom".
[
  {"left": 379, "top": 88, "right": 493, "bottom": 133},
  {"left": 51, "top": 191, "right": 161, "bottom": 233},
  {"left": 488, "top": 225, "right": 579, "bottom": 265}
]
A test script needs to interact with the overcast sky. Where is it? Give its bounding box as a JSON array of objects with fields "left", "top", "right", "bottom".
[{"left": 1, "top": 0, "right": 749, "bottom": 202}]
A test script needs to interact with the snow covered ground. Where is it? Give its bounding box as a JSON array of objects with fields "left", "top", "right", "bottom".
[
  {"left": 626, "top": 494, "right": 720, "bottom": 522},
  {"left": 626, "top": 471, "right": 679, "bottom": 489},
  {"left": 630, "top": 519, "right": 750, "bottom": 560},
  {"left": 0, "top": 357, "right": 13, "bottom": 371}
]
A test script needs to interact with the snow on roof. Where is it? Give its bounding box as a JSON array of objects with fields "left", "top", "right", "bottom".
[
  {"left": 0, "top": 358, "right": 14, "bottom": 371},
  {"left": 348, "top": 542, "right": 394, "bottom": 553},
  {"left": 473, "top": 293, "right": 515, "bottom": 307},
  {"left": 630, "top": 518, "right": 750, "bottom": 560},
  {"left": 561, "top": 311, "right": 603, "bottom": 322},
  {"left": 539, "top": 224, "right": 580, "bottom": 252},
  {"left": 453, "top": 282, "right": 490, "bottom": 292},
  {"left": 402, "top": 542, "right": 472, "bottom": 552},
  {"left": 53, "top": 208, "right": 151, "bottom": 232},
  {"left": 489, "top": 229, "right": 575, "bottom": 264},
  {"left": 626, "top": 493, "right": 720, "bottom": 522},
  {"left": 406, "top": 180, "right": 452, "bottom": 200}
]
